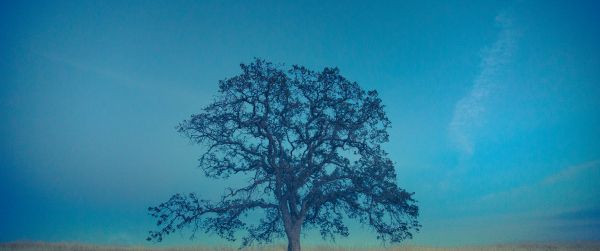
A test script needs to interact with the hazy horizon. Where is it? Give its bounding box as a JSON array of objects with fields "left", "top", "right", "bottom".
[{"left": 1, "top": 0, "right": 599, "bottom": 247}]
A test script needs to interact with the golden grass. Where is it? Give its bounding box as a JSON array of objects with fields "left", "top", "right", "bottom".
[{"left": 1, "top": 242, "right": 600, "bottom": 251}]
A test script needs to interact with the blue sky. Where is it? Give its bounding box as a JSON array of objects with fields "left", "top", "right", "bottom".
[{"left": 1, "top": 0, "right": 600, "bottom": 247}]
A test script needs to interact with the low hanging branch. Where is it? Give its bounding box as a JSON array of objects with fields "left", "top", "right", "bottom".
[{"left": 148, "top": 59, "right": 420, "bottom": 251}]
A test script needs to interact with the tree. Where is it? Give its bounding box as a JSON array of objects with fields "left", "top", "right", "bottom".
[{"left": 147, "top": 59, "right": 420, "bottom": 251}]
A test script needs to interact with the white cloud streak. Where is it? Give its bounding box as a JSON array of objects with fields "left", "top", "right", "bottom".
[
  {"left": 543, "top": 159, "right": 600, "bottom": 185},
  {"left": 479, "top": 159, "right": 600, "bottom": 203},
  {"left": 448, "top": 13, "right": 517, "bottom": 155},
  {"left": 38, "top": 51, "right": 202, "bottom": 103},
  {"left": 40, "top": 52, "right": 134, "bottom": 84}
]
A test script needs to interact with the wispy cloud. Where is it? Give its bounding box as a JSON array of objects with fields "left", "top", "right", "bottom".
[
  {"left": 479, "top": 159, "right": 600, "bottom": 203},
  {"left": 40, "top": 52, "right": 134, "bottom": 84},
  {"left": 38, "top": 51, "right": 201, "bottom": 103},
  {"left": 543, "top": 159, "right": 600, "bottom": 185},
  {"left": 448, "top": 13, "right": 517, "bottom": 156}
]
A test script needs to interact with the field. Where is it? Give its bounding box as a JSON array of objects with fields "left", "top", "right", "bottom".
[{"left": 1, "top": 242, "right": 600, "bottom": 251}]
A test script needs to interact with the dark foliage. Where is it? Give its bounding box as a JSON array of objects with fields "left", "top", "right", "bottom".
[{"left": 148, "top": 59, "right": 420, "bottom": 250}]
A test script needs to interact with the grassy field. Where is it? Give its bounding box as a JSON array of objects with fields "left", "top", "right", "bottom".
[{"left": 1, "top": 242, "right": 600, "bottom": 251}]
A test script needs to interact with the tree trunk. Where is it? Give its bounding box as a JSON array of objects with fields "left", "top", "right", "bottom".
[{"left": 286, "top": 225, "right": 301, "bottom": 251}]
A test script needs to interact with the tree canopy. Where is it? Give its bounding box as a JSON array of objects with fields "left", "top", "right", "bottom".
[{"left": 147, "top": 59, "right": 420, "bottom": 251}]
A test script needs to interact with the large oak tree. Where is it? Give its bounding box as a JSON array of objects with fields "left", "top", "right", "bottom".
[{"left": 148, "top": 59, "right": 420, "bottom": 251}]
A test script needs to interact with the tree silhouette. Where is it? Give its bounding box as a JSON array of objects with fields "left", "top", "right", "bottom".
[{"left": 147, "top": 59, "right": 420, "bottom": 251}]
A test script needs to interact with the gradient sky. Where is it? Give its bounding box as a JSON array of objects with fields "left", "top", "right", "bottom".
[{"left": 1, "top": 0, "right": 600, "bottom": 247}]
